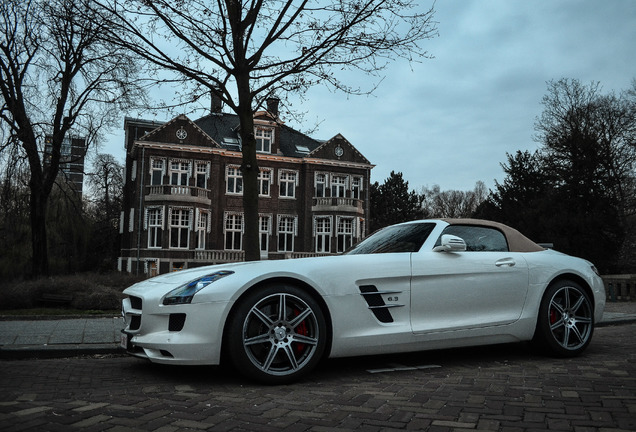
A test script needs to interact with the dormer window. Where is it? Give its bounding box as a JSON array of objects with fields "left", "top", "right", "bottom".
[{"left": 255, "top": 128, "right": 272, "bottom": 153}]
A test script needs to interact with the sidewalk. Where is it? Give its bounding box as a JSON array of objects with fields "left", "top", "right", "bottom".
[
  {"left": 1, "top": 302, "right": 635, "bottom": 360},
  {"left": 0, "top": 315, "right": 123, "bottom": 359}
]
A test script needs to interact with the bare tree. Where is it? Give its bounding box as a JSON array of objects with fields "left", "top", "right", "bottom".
[
  {"left": 0, "top": 0, "right": 145, "bottom": 276},
  {"left": 422, "top": 181, "right": 488, "bottom": 218},
  {"left": 97, "top": 0, "right": 438, "bottom": 261},
  {"left": 86, "top": 153, "right": 124, "bottom": 269},
  {"left": 87, "top": 154, "right": 124, "bottom": 222},
  {"left": 532, "top": 78, "right": 636, "bottom": 272},
  {"left": 535, "top": 78, "right": 636, "bottom": 222},
  {"left": 0, "top": 138, "right": 31, "bottom": 278}
]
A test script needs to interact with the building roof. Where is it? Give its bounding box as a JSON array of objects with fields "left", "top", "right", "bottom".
[
  {"left": 128, "top": 110, "right": 372, "bottom": 167},
  {"left": 194, "top": 112, "right": 323, "bottom": 158}
]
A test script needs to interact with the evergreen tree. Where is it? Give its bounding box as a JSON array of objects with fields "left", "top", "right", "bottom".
[
  {"left": 370, "top": 171, "right": 424, "bottom": 233},
  {"left": 478, "top": 79, "right": 636, "bottom": 273}
]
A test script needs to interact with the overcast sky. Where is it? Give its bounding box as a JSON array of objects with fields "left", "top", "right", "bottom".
[{"left": 102, "top": 0, "right": 636, "bottom": 192}]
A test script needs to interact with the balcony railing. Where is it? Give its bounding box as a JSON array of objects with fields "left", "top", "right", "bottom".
[
  {"left": 192, "top": 250, "right": 332, "bottom": 264},
  {"left": 194, "top": 249, "right": 245, "bottom": 263},
  {"left": 146, "top": 185, "right": 210, "bottom": 202},
  {"left": 312, "top": 197, "right": 363, "bottom": 213}
]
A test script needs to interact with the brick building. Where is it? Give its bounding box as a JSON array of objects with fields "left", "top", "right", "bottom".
[{"left": 119, "top": 99, "right": 373, "bottom": 275}]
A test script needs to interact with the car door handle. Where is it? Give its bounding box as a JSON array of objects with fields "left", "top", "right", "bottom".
[{"left": 495, "top": 258, "right": 516, "bottom": 267}]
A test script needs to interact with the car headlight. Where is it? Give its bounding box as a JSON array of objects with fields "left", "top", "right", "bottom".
[{"left": 162, "top": 271, "right": 234, "bottom": 305}]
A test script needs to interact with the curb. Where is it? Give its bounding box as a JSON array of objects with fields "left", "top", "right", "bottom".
[
  {"left": 0, "top": 314, "right": 121, "bottom": 321},
  {"left": 596, "top": 317, "right": 636, "bottom": 328},
  {"left": 0, "top": 343, "right": 123, "bottom": 360}
]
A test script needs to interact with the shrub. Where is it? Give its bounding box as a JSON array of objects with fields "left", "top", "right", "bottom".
[{"left": 0, "top": 272, "right": 144, "bottom": 311}]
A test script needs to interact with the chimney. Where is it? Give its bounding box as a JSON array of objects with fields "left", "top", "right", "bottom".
[
  {"left": 266, "top": 97, "right": 280, "bottom": 117},
  {"left": 211, "top": 91, "right": 223, "bottom": 113}
]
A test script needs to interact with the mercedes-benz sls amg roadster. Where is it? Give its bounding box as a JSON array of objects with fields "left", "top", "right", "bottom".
[{"left": 121, "top": 219, "right": 605, "bottom": 384}]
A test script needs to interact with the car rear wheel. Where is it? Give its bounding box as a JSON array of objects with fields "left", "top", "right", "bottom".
[
  {"left": 226, "top": 284, "right": 327, "bottom": 384},
  {"left": 534, "top": 280, "right": 594, "bottom": 357}
]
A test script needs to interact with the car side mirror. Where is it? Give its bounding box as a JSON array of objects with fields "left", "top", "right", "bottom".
[{"left": 432, "top": 234, "right": 467, "bottom": 252}]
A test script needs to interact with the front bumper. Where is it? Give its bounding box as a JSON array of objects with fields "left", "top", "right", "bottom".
[
  {"left": 592, "top": 275, "right": 606, "bottom": 324},
  {"left": 121, "top": 296, "right": 231, "bottom": 365}
]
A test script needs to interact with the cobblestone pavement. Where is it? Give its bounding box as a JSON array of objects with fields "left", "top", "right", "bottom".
[{"left": 1, "top": 323, "right": 634, "bottom": 432}]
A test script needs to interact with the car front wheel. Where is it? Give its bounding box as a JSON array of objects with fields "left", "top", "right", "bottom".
[
  {"left": 226, "top": 284, "right": 327, "bottom": 384},
  {"left": 534, "top": 280, "right": 594, "bottom": 357}
]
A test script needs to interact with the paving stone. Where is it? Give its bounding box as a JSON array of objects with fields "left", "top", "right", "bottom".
[{"left": 0, "top": 324, "right": 635, "bottom": 431}]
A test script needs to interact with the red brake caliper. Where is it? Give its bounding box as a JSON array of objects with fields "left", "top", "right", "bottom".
[{"left": 550, "top": 308, "right": 558, "bottom": 324}]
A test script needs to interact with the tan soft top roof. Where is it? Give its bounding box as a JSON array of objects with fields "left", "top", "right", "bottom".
[{"left": 442, "top": 218, "right": 545, "bottom": 253}]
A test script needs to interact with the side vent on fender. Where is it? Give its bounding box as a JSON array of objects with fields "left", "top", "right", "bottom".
[{"left": 358, "top": 285, "right": 404, "bottom": 323}]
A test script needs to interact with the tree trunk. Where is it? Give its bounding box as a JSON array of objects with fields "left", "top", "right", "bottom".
[
  {"left": 29, "top": 184, "right": 49, "bottom": 276},
  {"left": 20, "top": 121, "right": 53, "bottom": 277},
  {"left": 236, "top": 75, "right": 260, "bottom": 262}
]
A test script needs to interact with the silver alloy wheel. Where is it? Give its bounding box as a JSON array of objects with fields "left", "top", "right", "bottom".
[
  {"left": 242, "top": 293, "right": 320, "bottom": 376},
  {"left": 547, "top": 285, "right": 593, "bottom": 350}
]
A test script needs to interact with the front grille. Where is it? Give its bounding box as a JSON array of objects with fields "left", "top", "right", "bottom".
[
  {"left": 129, "top": 296, "right": 142, "bottom": 310},
  {"left": 169, "top": 313, "right": 187, "bottom": 331},
  {"left": 130, "top": 315, "right": 141, "bottom": 330}
]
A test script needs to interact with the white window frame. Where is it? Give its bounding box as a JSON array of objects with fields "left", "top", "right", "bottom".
[
  {"left": 315, "top": 173, "right": 328, "bottom": 198},
  {"left": 279, "top": 170, "right": 298, "bottom": 198},
  {"left": 224, "top": 212, "right": 243, "bottom": 250},
  {"left": 226, "top": 165, "right": 243, "bottom": 195},
  {"left": 314, "top": 216, "right": 332, "bottom": 253},
  {"left": 144, "top": 258, "right": 160, "bottom": 277},
  {"left": 196, "top": 209, "right": 208, "bottom": 250},
  {"left": 169, "top": 207, "right": 191, "bottom": 249},
  {"left": 169, "top": 160, "right": 190, "bottom": 186},
  {"left": 336, "top": 216, "right": 355, "bottom": 253},
  {"left": 259, "top": 214, "right": 272, "bottom": 255},
  {"left": 255, "top": 127, "right": 273, "bottom": 153},
  {"left": 195, "top": 161, "right": 210, "bottom": 189},
  {"left": 331, "top": 175, "right": 347, "bottom": 198},
  {"left": 351, "top": 176, "right": 363, "bottom": 199},
  {"left": 149, "top": 158, "right": 166, "bottom": 186},
  {"left": 145, "top": 206, "right": 164, "bottom": 249},
  {"left": 258, "top": 168, "right": 273, "bottom": 197},
  {"left": 277, "top": 215, "right": 297, "bottom": 253}
]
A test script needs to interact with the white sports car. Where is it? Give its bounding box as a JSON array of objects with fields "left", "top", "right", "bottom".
[{"left": 121, "top": 219, "right": 606, "bottom": 384}]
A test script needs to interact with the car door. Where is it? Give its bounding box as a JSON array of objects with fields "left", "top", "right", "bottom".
[{"left": 410, "top": 225, "right": 529, "bottom": 334}]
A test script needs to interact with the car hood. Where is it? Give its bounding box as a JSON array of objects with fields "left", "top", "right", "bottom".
[{"left": 127, "top": 261, "right": 253, "bottom": 290}]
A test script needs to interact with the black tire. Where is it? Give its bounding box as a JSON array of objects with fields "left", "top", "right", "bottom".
[
  {"left": 533, "top": 279, "right": 594, "bottom": 357},
  {"left": 226, "top": 283, "right": 327, "bottom": 384}
]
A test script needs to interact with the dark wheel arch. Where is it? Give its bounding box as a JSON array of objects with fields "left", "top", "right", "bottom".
[
  {"left": 220, "top": 277, "right": 333, "bottom": 380},
  {"left": 547, "top": 273, "right": 596, "bottom": 309},
  {"left": 533, "top": 278, "right": 595, "bottom": 357}
]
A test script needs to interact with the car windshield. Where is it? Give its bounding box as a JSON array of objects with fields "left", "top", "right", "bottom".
[{"left": 346, "top": 223, "right": 435, "bottom": 255}]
